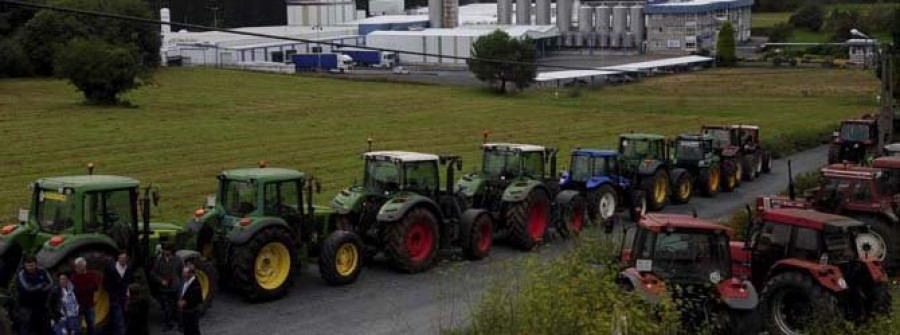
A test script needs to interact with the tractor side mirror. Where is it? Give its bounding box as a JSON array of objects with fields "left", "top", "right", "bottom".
[
  {"left": 315, "top": 179, "right": 322, "bottom": 194},
  {"left": 151, "top": 189, "right": 161, "bottom": 207},
  {"left": 206, "top": 195, "right": 216, "bottom": 209},
  {"left": 455, "top": 159, "right": 462, "bottom": 171},
  {"left": 832, "top": 131, "right": 839, "bottom": 138},
  {"left": 18, "top": 209, "right": 29, "bottom": 223}
]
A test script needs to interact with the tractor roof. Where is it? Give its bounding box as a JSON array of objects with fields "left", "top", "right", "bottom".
[
  {"left": 821, "top": 164, "right": 881, "bottom": 180},
  {"left": 872, "top": 156, "right": 900, "bottom": 170},
  {"left": 364, "top": 151, "right": 439, "bottom": 162},
  {"left": 221, "top": 168, "right": 305, "bottom": 182},
  {"left": 677, "top": 133, "right": 712, "bottom": 141},
  {"left": 639, "top": 214, "right": 733, "bottom": 234},
  {"left": 843, "top": 119, "right": 876, "bottom": 125},
  {"left": 732, "top": 124, "right": 759, "bottom": 130},
  {"left": 702, "top": 125, "right": 732, "bottom": 130},
  {"left": 483, "top": 143, "right": 545, "bottom": 152},
  {"left": 38, "top": 175, "right": 139, "bottom": 192},
  {"left": 884, "top": 143, "right": 900, "bottom": 152},
  {"left": 571, "top": 148, "right": 617, "bottom": 157},
  {"left": 762, "top": 208, "right": 866, "bottom": 232},
  {"left": 620, "top": 133, "right": 665, "bottom": 141}
]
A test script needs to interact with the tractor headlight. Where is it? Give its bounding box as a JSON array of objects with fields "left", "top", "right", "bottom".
[{"left": 837, "top": 278, "right": 848, "bottom": 289}]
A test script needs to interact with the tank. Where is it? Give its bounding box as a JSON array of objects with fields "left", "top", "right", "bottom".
[
  {"left": 623, "top": 32, "right": 634, "bottom": 49},
  {"left": 497, "top": 0, "right": 512, "bottom": 24},
  {"left": 160, "top": 8, "right": 171, "bottom": 35},
  {"left": 612, "top": 5, "right": 627, "bottom": 35},
  {"left": 429, "top": 0, "right": 443, "bottom": 28},
  {"left": 516, "top": 0, "right": 531, "bottom": 25},
  {"left": 596, "top": 5, "right": 610, "bottom": 32},
  {"left": 598, "top": 31, "right": 609, "bottom": 48},
  {"left": 630, "top": 5, "right": 644, "bottom": 47},
  {"left": 535, "top": 0, "right": 550, "bottom": 25},
  {"left": 443, "top": 0, "right": 459, "bottom": 28},
  {"left": 556, "top": 0, "right": 572, "bottom": 32},
  {"left": 578, "top": 6, "right": 592, "bottom": 33}
]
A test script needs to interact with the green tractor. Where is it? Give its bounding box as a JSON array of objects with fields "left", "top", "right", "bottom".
[
  {"left": 669, "top": 133, "right": 724, "bottom": 198},
  {"left": 186, "top": 163, "right": 364, "bottom": 301},
  {"left": 456, "top": 141, "right": 586, "bottom": 250},
  {"left": 0, "top": 166, "right": 217, "bottom": 328},
  {"left": 618, "top": 133, "right": 690, "bottom": 211},
  {"left": 331, "top": 151, "right": 493, "bottom": 273}
]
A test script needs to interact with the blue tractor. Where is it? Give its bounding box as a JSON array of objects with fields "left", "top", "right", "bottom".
[{"left": 560, "top": 149, "right": 647, "bottom": 225}]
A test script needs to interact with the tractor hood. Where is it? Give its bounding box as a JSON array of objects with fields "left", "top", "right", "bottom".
[
  {"left": 331, "top": 186, "right": 365, "bottom": 215},
  {"left": 456, "top": 173, "right": 486, "bottom": 198}
]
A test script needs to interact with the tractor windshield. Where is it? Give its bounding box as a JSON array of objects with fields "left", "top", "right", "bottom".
[
  {"left": 676, "top": 140, "right": 704, "bottom": 161},
  {"left": 83, "top": 189, "right": 134, "bottom": 235},
  {"left": 223, "top": 180, "right": 258, "bottom": 216},
  {"left": 403, "top": 161, "right": 439, "bottom": 194},
  {"left": 483, "top": 150, "right": 519, "bottom": 179},
  {"left": 570, "top": 155, "right": 611, "bottom": 182},
  {"left": 840, "top": 123, "right": 872, "bottom": 142},
  {"left": 365, "top": 159, "right": 402, "bottom": 194},
  {"left": 36, "top": 189, "right": 76, "bottom": 233},
  {"left": 823, "top": 232, "right": 857, "bottom": 264},
  {"left": 650, "top": 231, "right": 731, "bottom": 283},
  {"left": 703, "top": 129, "right": 731, "bottom": 149},
  {"left": 619, "top": 139, "right": 652, "bottom": 160}
]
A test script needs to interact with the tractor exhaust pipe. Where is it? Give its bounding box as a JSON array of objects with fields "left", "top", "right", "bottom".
[
  {"left": 366, "top": 137, "right": 373, "bottom": 152},
  {"left": 788, "top": 160, "right": 796, "bottom": 201},
  {"left": 743, "top": 204, "right": 753, "bottom": 250}
]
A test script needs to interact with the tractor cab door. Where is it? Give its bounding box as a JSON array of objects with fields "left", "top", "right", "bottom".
[
  {"left": 520, "top": 151, "right": 546, "bottom": 181},
  {"left": 83, "top": 188, "right": 137, "bottom": 249},
  {"left": 749, "top": 221, "right": 791, "bottom": 286},
  {"left": 814, "top": 178, "right": 855, "bottom": 213},
  {"left": 402, "top": 161, "right": 439, "bottom": 197},
  {"left": 263, "top": 180, "right": 303, "bottom": 235}
]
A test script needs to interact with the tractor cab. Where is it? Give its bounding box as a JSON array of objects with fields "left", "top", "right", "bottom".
[
  {"left": 618, "top": 133, "right": 668, "bottom": 167},
  {"left": 561, "top": 149, "right": 619, "bottom": 185},
  {"left": 480, "top": 143, "right": 554, "bottom": 183},
  {"left": 672, "top": 134, "right": 716, "bottom": 167},
  {"left": 733, "top": 125, "right": 760, "bottom": 151},
  {"left": 829, "top": 119, "right": 879, "bottom": 164},
  {"left": 701, "top": 125, "right": 738, "bottom": 156},
  {"left": 361, "top": 151, "right": 443, "bottom": 197}
]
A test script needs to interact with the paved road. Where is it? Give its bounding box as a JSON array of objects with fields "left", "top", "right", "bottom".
[{"left": 152, "top": 146, "right": 828, "bottom": 335}]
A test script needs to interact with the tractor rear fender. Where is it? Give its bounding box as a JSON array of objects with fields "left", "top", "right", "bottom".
[
  {"left": 456, "top": 174, "right": 485, "bottom": 198},
  {"left": 36, "top": 235, "right": 118, "bottom": 269},
  {"left": 637, "top": 161, "right": 664, "bottom": 177},
  {"left": 585, "top": 176, "right": 614, "bottom": 190},
  {"left": 376, "top": 194, "right": 443, "bottom": 223},
  {"left": 620, "top": 268, "right": 665, "bottom": 304},
  {"left": 501, "top": 180, "right": 547, "bottom": 203},
  {"left": 769, "top": 259, "right": 848, "bottom": 293},
  {"left": 331, "top": 187, "right": 365, "bottom": 215},
  {"left": 227, "top": 217, "right": 293, "bottom": 245},
  {"left": 555, "top": 190, "right": 581, "bottom": 206},
  {"left": 0, "top": 226, "right": 32, "bottom": 256},
  {"left": 669, "top": 168, "right": 689, "bottom": 186},
  {"left": 717, "top": 278, "right": 759, "bottom": 310}
]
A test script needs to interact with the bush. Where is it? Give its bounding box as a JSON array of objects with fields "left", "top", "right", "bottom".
[
  {"left": 54, "top": 38, "right": 141, "bottom": 104},
  {"left": 772, "top": 56, "right": 784, "bottom": 67},
  {"left": 768, "top": 22, "right": 795, "bottom": 43},
  {"left": 822, "top": 56, "right": 835, "bottom": 68},
  {"left": 0, "top": 36, "right": 33, "bottom": 77},
  {"left": 716, "top": 21, "right": 736, "bottom": 67},
  {"left": 789, "top": 3, "right": 825, "bottom": 32},
  {"left": 788, "top": 57, "right": 798, "bottom": 67}
]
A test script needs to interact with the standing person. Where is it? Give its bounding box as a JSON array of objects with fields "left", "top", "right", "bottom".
[
  {"left": 71, "top": 257, "right": 100, "bottom": 335},
  {"left": 125, "top": 284, "right": 149, "bottom": 335},
  {"left": 16, "top": 255, "right": 53, "bottom": 335},
  {"left": 51, "top": 273, "right": 80, "bottom": 335},
  {"left": 151, "top": 244, "right": 183, "bottom": 331},
  {"left": 105, "top": 251, "right": 133, "bottom": 335},
  {"left": 178, "top": 266, "right": 202, "bottom": 335}
]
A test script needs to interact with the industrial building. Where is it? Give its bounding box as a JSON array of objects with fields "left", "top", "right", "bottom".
[{"left": 644, "top": 0, "right": 753, "bottom": 54}]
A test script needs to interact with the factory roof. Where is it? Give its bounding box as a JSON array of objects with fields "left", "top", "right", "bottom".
[
  {"left": 646, "top": 0, "right": 753, "bottom": 14},
  {"left": 368, "top": 25, "right": 558, "bottom": 39},
  {"left": 167, "top": 25, "right": 357, "bottom": 48},
  {"left": 346, "top": 15, "right": 430, "bottom": 25},
  {"left": 535, "top": 70, "right": 622, "bottom": 82},
  {"left": 599, "top": 56, "right": 713, "bottom": 72}
]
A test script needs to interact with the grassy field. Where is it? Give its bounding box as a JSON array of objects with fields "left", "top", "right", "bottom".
[
  {"left": 0, "top": 67, "right": 881, "bottom": 222},
  {"left": 752, "top": 12, "right": 791, "bottom": 29}
]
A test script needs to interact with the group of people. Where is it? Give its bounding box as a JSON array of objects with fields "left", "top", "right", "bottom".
[{"left": 14, "top": 244, "right": 204, "bottom": 335}]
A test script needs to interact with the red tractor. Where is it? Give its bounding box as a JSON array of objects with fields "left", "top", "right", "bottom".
[
  {"left": 701, "top": 124, "right": 773, "bottom": 186},
  {"left": 617, "top": 213, "right": 759, "bottom": 334},
  {"left": 828, "top": 117, "right": 880, "bottom": 165},
  {"left": 734, "top": 207, "right": 892, "bottom": 335}
]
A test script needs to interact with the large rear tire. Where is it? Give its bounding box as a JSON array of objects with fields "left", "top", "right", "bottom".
[
  {"left": 385, "top": 207, "right": 440, "bottom": 273},
  {"left": 741, "top": 154, "right": 756, "bottom": 181},
  {"left": 670, "top": 171, "right": 693, "bottom": 204},
  {"left": 319, "top": 230, "right": 364, "bottom": 285},
  {"left": 557, "top": 194, "right": 586, "bottom": 238},
  {"left": 721, "top": 160, "right": 739, "bottom": 192},
  {"left": 628, "top": 190, "right": 647, "bottom": 223},
  {"left": 761, "top": 271, "right": 840, "bottom": 335},
  {"left": 182, "top": 255, "right": 217, "bottom": 316},
  {"left": 855, "top": 215, "right": 897, "bottom": 271},
  {"left": 699, "top": 166, "right": 720, "bottom": 197},
  {"left": 507, "top": 189, "right": 551, "bottom": 250},
  {"left": 641, "top": 170, "right": 669, "bottom": 211},
  {"left": 461, "top": 212, "right": 493, "bottom": 260},
  {"left": 233, "top": 227, "right": 296, "bottom": 301}
]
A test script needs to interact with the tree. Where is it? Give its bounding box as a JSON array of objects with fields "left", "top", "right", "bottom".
[
  {"left": 768, "top": 22, "right": 794, "bottom": 43},
  {"left": 789, "top": 3, "right": 825, "bottom": 32},
  {"left": 716, "top": 21, "right": 736, "bottom": 67},
  {"left": 0, "top": 36, "right": 33, "bottom": 77},
  {"left": 467, "top": 30, "right": 538, "bottom": 93},
  {"left": 20, "top": 0, "right": 160, "bottom": 75},
  {"left": 54, "top": 38, "right": 141, "bottom": 104},
  {"left": 825, "top": 8, "right": 862, "bottom": 42}
]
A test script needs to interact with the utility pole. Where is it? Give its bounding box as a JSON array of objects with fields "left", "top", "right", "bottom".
[{"left": 879, "top": 46, "right": 895, "bottom": 144}]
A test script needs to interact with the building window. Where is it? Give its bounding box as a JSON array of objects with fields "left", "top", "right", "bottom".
[
  {"left": 284, "top": 50, "right": 297, "bottom": 63},
  {"left": 270, "top": 51, "right": 284, "bottom": 63}
]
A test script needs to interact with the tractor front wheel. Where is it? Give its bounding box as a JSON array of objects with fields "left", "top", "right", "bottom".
[
  {"left": 671, "top": 172, "right": 693, "bottom": 204},
  {"left": 628, "top": 190, "right": 647, "bottom": 222},
  {"left": 507, "top": 189, "right": 551, "bottom": 250},
  {"left": 592, "top": 185, "right": 618, "bottom": 224},
  {"left": 461, "top": 212, "right": 493, "bottom": 260},
  {"left": 319, "top": 230, "right": 364, "bottom": 285},
  {"left": 557, "top": 194, "right": 586, "bottom": 238},
  {"left": 761, "top": 271, "right": 840, "bottom": 335},
  {"left": 855, "top": 215, "right": 897, "bottom": 271},
  {"left": 699, "top": 166, "right": 720, "bottom": 197},
  {"left": 741, "top": 154, "right": 757, "bottom": 181},
  {"left": 233, "top": 227, "right": 296, "bottom": 301},
  {"left": 721, "top": 161, "right": 739, "bottom": 192},
  {"left": 385, "top": 207, "right": 440, "bottom": 273},
  {"left": 863, "top": 283, "right": 892, "bottom": 317},
  {"left": 182, "top": 256, "right": 218, "bottom": 316},
  {"left": 641, "top": 170, "right": 669, "bottom": 211}
]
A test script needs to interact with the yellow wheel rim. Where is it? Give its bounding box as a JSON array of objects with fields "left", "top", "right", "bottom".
[
  {"left": 710, "top": 168, "right": 720, "bottom": 191},
  {"left": 654, "top": 175, "right": 667, "bottom": 204},
  {"left": 736, "top": 163, "right": 742, "bottom": 181},
  {"left": 255, "top": 242, "right": 291, "bottom": 290},
  {"left": 197, "top": 269, "right": 211, "bottom": 301},
  {"left": 679, "top": 179, "right": 691, "bottom": 199},
  {"left": 84, "top": 287, "right": 109, "bottom": 328},
  {"left": 335, "top": 243, "right": 359, "bottom": 277}
]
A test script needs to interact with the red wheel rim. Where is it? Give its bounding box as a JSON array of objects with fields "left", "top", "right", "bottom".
[
  {"left": 405, "top": 221, "right": 434, "bottom": 262},
  {"left": 477, "top": 220, "right": 492, "bottom": 253},
  {"left": 528, "top": 201, "right": 549, "bottom": 241},
  {"left": 571, "top": 205, "right": 583, "bottom": 232}
]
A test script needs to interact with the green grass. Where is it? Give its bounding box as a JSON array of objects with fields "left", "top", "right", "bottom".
[
  {"left": 752, "top": 12, "right": 792, "bottom": 28},
  {"left": 0, "top": 67, "right": 881, "bottom": 222},
  {"left": 792, "top": 28, "right": 831, "bottom": 43}
]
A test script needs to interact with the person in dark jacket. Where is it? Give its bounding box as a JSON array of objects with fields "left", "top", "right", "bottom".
[
  {"left": 125, "top": 284, "right": 149, "bottom": 335},
  {"left": 71, "top": 257, "right": 100, "bottom": 335},
  {"left": 151, "top": 244, "right": 183, "bottom": 331},
  {"left": 105, "top": 251, "right": 134, "bottom": 335},
  {"left": 16, "top": 255, "right": 53, "bottom": 335},
  {"left": 178, "top": 266, "right": 202, "bottom": 335}
]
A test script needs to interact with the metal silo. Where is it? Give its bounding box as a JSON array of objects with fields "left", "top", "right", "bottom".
[
  {"left": 578, "top": 6, "right": 592, "bottom": 33},
  {"left": 630, "top": 5, "right": 644, "bottom": 47},
  {"left": 429, "top": 0, "right": 443, "bottom": 28},
  {"left": 598, "top": 31, "right": 609, "bottom": 47},
  {"left": 516, "top": 0, "right": 531, "bottom": 25},
  {"left": 611, "top": 5, "right": 626, "bottom": 48},
  {"left": 497, "top": 0, "right": 512, "bottom": 24},
  {"left": 596, "top": 5, "right": 610, "bottom": 32},
  {"left": 535, "top": 0, "right": 550, "bottom": 25},
  {"left": 556, "top": 0, "right": 572, "bottom": 32}
]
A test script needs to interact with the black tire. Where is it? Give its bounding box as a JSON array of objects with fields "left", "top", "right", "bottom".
[
  {"left": 557, "top": 194, "right": 587, "bottom": 238},
  {"left": 828, "top": 146, "right": 839, "bottom": 164},
  {"left": 863, "top": 283, "right": 892, "bottom": 317},
  {"left": 729, "top": 309, "right": 761, "bottom": 335},
  {"left": 0, "top": 307, "right": 10, "bottom": 335},
  {"left": 855, "top": 215, "right": 898, "bottom": 271},
  {"left": 318, "top": 230, "right": 364, "bottom": 285},
  {"left": 385, "top": 207, "right": 440, "bottom": 273},
  {"left": 51, "top": 250, "right": 114, "bottom": 328},
  {"left": 232, "top": 227, "right": 296, "bottom": 301},
  {"left": 628, "top": 190, "right": 647, "bottom": 223},
  {"left": 461, "top": 212, "right": 493, "bottom": 260},
  {"left": 721, "top": 160, "right": 739, "bottom": 192},
  {"left": 699, "top": 166, "right": 720, "bottom": 197},
  {"left": 741, "top": 154, "right": 756, "bottom": 181},
  {"left": 670, "top": 171, "right": 693, "bottom": 204},
  {"left": 506, "top": 189, "right": 551, "bottom": 250},
  {"left": 183, "top": 255, "right": 217, "bottom": 316},
  {"left": 761, "top": 271, "right": 841, "bottom": 335},
  {"left": 591, "top": 185, "right": 618, "bottom": 225},
  {"left": 640, "top": 170, "right": 669, "bottom": 211},
  {"left": 762, "top": 151, "right": 773, "bottom": 173}
]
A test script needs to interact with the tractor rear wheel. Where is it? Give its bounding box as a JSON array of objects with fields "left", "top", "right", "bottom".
[
  {"left": 461, "top": 212, "right": 493, "bottom": 260},
  {"left": 628, "top": 190, "right": 647, "bottom": 222},
  {"left": 233, "top": 227, "right": 296, "bottom": 301},
  {"left": 592, "top": 185, "right": 618, "bottom": 224},
  {"left": 557, "top": 194, "right": 586, "bottom": 238},
  {"left": 52, "top": 250, "right": 113, "bottom": 329},
  {"left": 671, "top": 172, "right": 693, "bottom": 204},
  {"left": 641, "top": 170, "right": 669, "bottom": 211},
  {"left": 507, "top": 189, "right": 551, "bottom": 250},
  {"left": 721, "top": 161, "right": 739, "bottom": 192},
  {"left": 319, "top": 230, "right": 364, "bottom": 285},
  {"left": 761, "top": 271, "right": 840, "bottom": 335},
  {"left": 741, "top": 154, "right": 757, "bottom": 181},
  {"left": 385, "top": 207, "right": 440, "bottom": 273},
  {"left": 699, "top": 166, "right": 720, "bottom": 197},
  {"left": 728, "top": 309, "right": 761, "bottom": 335},
  {"left": 178, "top": 254, "right": 218, "bottom": 316},
  {"left": 855, "top": 215, "right": 897, "bottom": 271}
]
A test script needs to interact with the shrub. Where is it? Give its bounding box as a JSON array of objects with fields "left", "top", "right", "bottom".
[
  {"left": 772, "top": 56, "right": 783, "bottom": 67},
  {"left": 788, "top": 57, "right": 798, "bottom": 67},
  {"left": 716, "top": 21, "right": 736, "bottom": 67},
  {"left": 789, "top": 3, "right": 825, "bottom": 32},
  {"left": 768, "top": 22, "right": 795, "bottom": 43},
  {"left": 0, "top": 36, "right": 33, "bottom": 77},
  {"left": 822, "top": 56, "right": 835, "bottom": 68},
  {"left": 54, "top": 38, "right": 141, "bottom": 104}
]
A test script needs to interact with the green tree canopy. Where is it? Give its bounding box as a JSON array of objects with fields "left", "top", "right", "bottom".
[
  {"left": 768, "top": 22, "right": 795, "bottom": 43},
  {"left": 789, "top": 3, "right": 825, "bottom": 32},
  {"left": 467, "top": 30, "right": 537, "bottom": 93},
  {"left": 54, "top": 38, "right": 141, "bottom": 104},
  {"left": 716, "top": 21, "right": 736, "bottom": 67}
]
